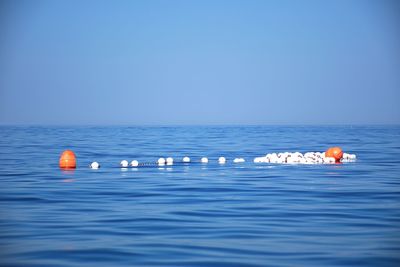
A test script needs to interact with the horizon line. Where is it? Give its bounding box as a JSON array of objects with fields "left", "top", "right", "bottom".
[{"left": 1, "top": 123, "right": 399, "bottom": 127}]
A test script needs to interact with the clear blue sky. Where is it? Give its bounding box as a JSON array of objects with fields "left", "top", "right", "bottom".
[{"left": 0, "top": 0, "right": 399, "bottom": 125}]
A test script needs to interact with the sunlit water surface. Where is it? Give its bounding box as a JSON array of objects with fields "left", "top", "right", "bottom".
[{"left": 0, "top": 126, "right": 399, "bottom": 266}]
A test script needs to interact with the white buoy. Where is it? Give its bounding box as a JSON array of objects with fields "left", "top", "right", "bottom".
[
  {"left": 166, "top": 157, "right": 174, "bottom": 165},
  {"left": 182, "top": 156, "right": 191, "bottom": 163},
  {"left": 323, "top": 157, "right": 335, "bottom": 164},
  {"left": 218, "top": 157, "right": 226, "bottom": 164},
  {"left": 291, "top": 155, "right": 301, "bottom": 163},
  {"left": 286, "top": 157, "right": 296, "bottom": 164},
  {"left": 158, "top": 158, "right": 166, "bottom": 166},
  {"left": 304, "top": 152, "right": 315, "bottom": 158},
  {"left": 130, "top": 160, "right": 139, "bottom": 167},
  {"left": 341, "top": 153, "right": 357, "bottom": 162},
  {"left": 90, "top": 161, "right": 100, "bottom": 169},
  {"left": 278, "top": 152, "right": 287, "bottom": 158},
  {"left": 293, "top": 152, "right": 303, "bottom": 158},
  {"left": 120, "top": 160, "right": 129, "bottom": 168},
  {"left": 299, "top": 158, "right": 306, "bottom": 164},
  {"left": 268, "top": 153, "right": 279, "bottom": 163},
  {"left": 233, "top": 158, "right": 245, "bottom": 163},
  {"left": 201, "top": 157, "right": 208, "bottom": 163}
]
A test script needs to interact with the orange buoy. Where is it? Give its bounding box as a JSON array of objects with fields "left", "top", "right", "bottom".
[
  {"left": 325, "top": 147, "right": 343, "bottom": 163},
  {"left": 59, "top": 150, "right": 76, "bottom": 169}
]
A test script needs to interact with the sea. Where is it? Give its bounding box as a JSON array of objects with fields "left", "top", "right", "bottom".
[{"left": 0, "top": 125, "right": 399, "bottom": 267}]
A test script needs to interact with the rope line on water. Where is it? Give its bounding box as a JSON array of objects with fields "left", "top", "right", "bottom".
[{"left": 84, "top": 150, "right": 357, "bottom": 170}]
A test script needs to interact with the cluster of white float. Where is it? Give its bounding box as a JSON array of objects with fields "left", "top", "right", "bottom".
[
  {"left": 341, "top": 153, "right": 357, "bottom": 162},
  {"left": 88, "top": 152, "right": 356, "bottom": 169},
  {"left": 254, "top": 152, "right": 356, "bottom": 164}
]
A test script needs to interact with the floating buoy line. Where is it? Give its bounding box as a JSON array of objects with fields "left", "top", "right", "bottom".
[{"left": 58, "top": 147, "right": 357, "bottom": 170}]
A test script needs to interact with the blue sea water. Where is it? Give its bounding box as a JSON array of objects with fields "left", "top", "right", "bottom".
[{"left": 0, "top": 125, "right": 399, "bottom": 267}]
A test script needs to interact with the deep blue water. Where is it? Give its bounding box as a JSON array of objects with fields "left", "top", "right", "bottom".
[{"left": 0, "top": 126, "right": 399, "bottom": 267}]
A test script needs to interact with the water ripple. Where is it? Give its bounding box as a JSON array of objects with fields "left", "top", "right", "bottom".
[{"left": 1, "top": 126, "right": 400, "bottom": 266}]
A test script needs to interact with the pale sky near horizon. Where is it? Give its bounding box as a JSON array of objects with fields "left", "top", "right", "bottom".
[{"left": 0, "top": 0, "right": 399, "bottom": 125}]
